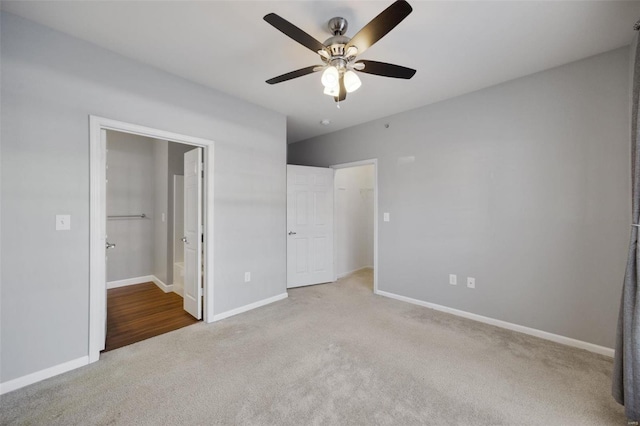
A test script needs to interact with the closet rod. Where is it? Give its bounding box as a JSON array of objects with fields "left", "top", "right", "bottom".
[{"left": 107, "top": 213, "right": 146, "bottom": 219}]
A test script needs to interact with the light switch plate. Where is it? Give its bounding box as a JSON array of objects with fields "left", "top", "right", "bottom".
[
  {"left": 383, "top": 212, "right": 390, "bottom": 222},
  {"left": 56, "top": 214, "right": 71, "bottom": 231}
]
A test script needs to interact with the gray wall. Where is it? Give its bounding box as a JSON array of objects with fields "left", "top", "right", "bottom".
[
  {"left": 1, "top": 12, "right": 286, "bottom": 383},
  {"left": 167, "top": 142, "right": 194, "bottom": 285},
  {"left": 106, "top": 131, "right": 155, "bottom": 282},
  {"left": 289, "top": 47, "right": 631, "bottom": 348}
]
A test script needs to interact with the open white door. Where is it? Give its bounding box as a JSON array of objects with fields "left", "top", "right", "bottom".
[
  {"left": 101, "top": 129, "right": 108, "bottom": 350},
  {"left": 286, "top": 165, "right": 334, "bottom": 288},
  {"left": 183, "top": 148, "right": 202, "bottom": 319}
]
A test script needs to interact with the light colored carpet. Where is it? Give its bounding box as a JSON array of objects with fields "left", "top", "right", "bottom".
[{"left": 0, "top": 269, "right": 625, "bottom": 425}]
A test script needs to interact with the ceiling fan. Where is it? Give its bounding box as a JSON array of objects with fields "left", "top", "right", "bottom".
[{"left": 264, "top": 0, "right": 416, "bottom": 104}]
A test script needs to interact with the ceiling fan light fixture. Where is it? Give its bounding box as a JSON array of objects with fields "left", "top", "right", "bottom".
[
  {"left": 323, "top": 85, "right": 340, "bottom": 97},
  {"left": 321, "top": 66, "right": 339, "bottom": 88},
  {"left": 343, "top": 70, "right": 362, "bottom": 93}
]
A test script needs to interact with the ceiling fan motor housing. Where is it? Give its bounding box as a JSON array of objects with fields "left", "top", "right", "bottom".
[
  {"left": 323, "top": 34, "right": 350, "bottom": 59},
  {"left": 323, "top": 17, "right": 353, "bottom": 64},
  {"left": 328, "top": 17, "right": 348, "bottom": 36}
]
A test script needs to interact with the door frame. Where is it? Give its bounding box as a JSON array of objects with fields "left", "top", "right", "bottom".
[
  {"left": 330, "top": 159, "right": 379, "bottom": 294},
  {"left": 89, "top": 116, "right": 215, "bottom": 363}
]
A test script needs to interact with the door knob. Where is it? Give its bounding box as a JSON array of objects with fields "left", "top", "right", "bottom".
[
  {"left": 106, "top": 242, "right": 116, "bottom": 250},
  {"left": 288, "top": 231, "right": 297, "bottom": 235},
  {"left": 181, "top": 237, "right": 188, "bottom": 244}
]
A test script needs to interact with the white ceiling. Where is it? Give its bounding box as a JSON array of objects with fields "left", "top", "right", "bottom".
[{"left": 3, "top": 1, "right": 639, "bottom": 143}]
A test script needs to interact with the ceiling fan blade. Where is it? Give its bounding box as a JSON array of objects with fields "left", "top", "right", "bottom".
[
  {"left": 264, "top": 13, "right": 326, "bottom": 54},
  {"left": 266, "top": 66, "right": 320, "bottom": 85},
  {"left": 334, "top": 76, "right": 347, "bottom": 102},
  {"left": 345, "top": 0, "right": 413, "bottom": 55},
  {"left": 356, "top": 60, "right": 416, "bottom": 79}
]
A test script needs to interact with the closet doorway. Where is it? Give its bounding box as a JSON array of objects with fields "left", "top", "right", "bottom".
[
  {"left": 332, "top": 159, "right": 378, "bottom": 293},
  {"left": 102, "top": 130, "right": 201, "bottom": 351}
]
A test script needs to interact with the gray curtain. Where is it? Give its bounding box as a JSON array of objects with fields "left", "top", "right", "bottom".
[{"left": 612, "top": 33, "right": 640, "bottom": 422}]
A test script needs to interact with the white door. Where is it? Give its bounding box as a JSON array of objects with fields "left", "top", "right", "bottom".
[
  {"left": 287, "top": 165, "right": 334, "bottom": 288},
  {"left": 183, "top": 148, "right": 202, "bottom": 319},
  {"left": 101, "top": 129, "right": 108, "bottom": 350}
]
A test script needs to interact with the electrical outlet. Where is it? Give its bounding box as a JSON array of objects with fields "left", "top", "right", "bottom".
[
  {"left": 383, "top": 212, "right": 390, "bottom": 222},
  {"left": 449, "top": 274, "right": 457, "bottom": 285},
  {"left": 244, "top": 272, "right": 251, "bottom": 282},
  {"left": 467, "top": 277, "right": 475, "bottom": 289}
]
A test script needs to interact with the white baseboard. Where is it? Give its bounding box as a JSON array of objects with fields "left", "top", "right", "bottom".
[
  {"left": 375, "top": 290, "right": 614, "bottom": 358},
  {"left": 152, "top": 276, "right": 173, "bottom": 293},
  {"left": 213, "top": 292, "right": 288, "bottom": 322},
  {"left": 338, "top": 266, "right": 373, "bottom": 279},
  {"left": 107, "top": 275, "right": 155, "bottom": 289},
  {"left": 0, "top": 356, "right": 89, "bottom": 395},
  {"left": 107, "top": 275, "right": 173, "bottom": 293}
]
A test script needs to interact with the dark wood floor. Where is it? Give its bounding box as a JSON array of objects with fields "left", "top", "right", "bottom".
[{"left": 104, "top": 282, "right": 199, "bottom": 352}]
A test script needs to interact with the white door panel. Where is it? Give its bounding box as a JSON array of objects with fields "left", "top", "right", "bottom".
[
  {"left": 183, "top": 148, "right": 202, "bottom": 319},
  {"left": 287, "top": 165, "right": 334, "bottom": 288}
]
